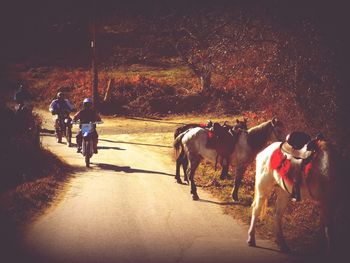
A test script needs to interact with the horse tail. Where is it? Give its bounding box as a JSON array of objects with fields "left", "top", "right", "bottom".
[
  {"left": 260, "top": 199, "right": 268, "bottom": 219},
  {"left": 173, "top": 131, "right": 187, "bottom": 159},
  {"left": 251, "top": 183, "right": 257, "bottom": 208},
  {"left": 174, "top": 126, "right": 183, "bottom": 139}
]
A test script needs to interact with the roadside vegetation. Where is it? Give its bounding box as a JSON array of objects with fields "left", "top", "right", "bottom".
[{"left": 0, "top": 104, "right": 69, "bottom": 224}]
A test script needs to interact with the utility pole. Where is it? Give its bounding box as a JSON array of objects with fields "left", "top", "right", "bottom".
[{"left": 91, "top": 2, "right": 99, "bottom": 107}]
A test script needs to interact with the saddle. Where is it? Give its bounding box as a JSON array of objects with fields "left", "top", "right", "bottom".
[
  {"left": 274, "top": 131, "right": 324, "bottom": 201},
  {"left": 206, "top": 122, "right": 241, "bottom": 158},
  {"left": 272, "top": 131, "right": 324, "bottom": 179}
]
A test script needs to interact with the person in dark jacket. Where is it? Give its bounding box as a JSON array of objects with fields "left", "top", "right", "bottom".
[
  {"left": 14, "top": 84, "right": 32, "bottom": 111},
  {"left": 73, "top": 98, "right": 101, "bottom": 153},
  {"left": 49, "top": 92, "right": 75, "bottom": 143}
]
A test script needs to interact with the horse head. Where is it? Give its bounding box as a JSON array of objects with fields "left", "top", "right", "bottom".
[
  {"left": 234, "top": 118, "right": 248, "bottom": 131},
  {"left": 271, "top": 117, "right": 284, "bottom": 141}
]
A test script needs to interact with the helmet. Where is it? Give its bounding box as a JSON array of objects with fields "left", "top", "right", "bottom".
[
  {"left": 57, "top": 92, "right": 64, "bottom": 99},
  {"left": 83, "top": 98, "right": 93, "bottom": 108}
]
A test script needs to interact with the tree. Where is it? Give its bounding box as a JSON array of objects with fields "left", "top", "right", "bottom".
[{"left": 165, "top": 7, "right": 276, "bottom": 93}]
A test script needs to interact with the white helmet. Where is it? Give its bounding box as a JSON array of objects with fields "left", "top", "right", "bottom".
[{"left": 83, "top": 98, "right": 93, "bottom": 108}]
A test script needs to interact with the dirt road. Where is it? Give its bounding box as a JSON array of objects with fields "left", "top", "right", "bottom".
[{"left": 23, "top": 113, "right": 298, "bottom": 263}]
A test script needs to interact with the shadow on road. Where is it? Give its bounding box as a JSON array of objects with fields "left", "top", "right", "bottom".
[
  {"left": 40, "top": 132, "right": 78, "bottom": 138},
  {"left": 41, "top": 134, "right": 126, "bottom": 151},
  {"left": 197, "top": 198, "right": 252, "bottom": 207},
  {"left": 40, "top": 128, "right": 55, "bottom": 134},
  {"left": 98, "top": 145, "right": 126, "bottom": 151},
  {"left": 93, "top": 163, "right": 174, "bottom": 177},
  {"left": 198, "top": 199, "right": 240, "bottom": 206},
  {"left": 124, "top": 116, "right": 185, "bottom": 125},
  {"left": 99, "top": 138, "right": 172, "bottom": 149},
  {"left": 251, "top": 245, "right": 283, "bottom": 254},
  {"left": 40, "top": 132, "right": 56, "bottom": 137}
]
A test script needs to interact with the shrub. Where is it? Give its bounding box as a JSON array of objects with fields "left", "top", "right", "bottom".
[{"left": 0, "top": 105, "right": 63, "bottom": 192}]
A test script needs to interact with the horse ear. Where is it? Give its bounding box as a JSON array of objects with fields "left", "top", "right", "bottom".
[
  {"left": 316, "top": 132, "right": 325, "bottom": 141},
  {"left": 271, "top": 117, "right": 278, "bottom": 126},
  {"left": 306, "top": 140, "right": 318, "bottom": 151}
]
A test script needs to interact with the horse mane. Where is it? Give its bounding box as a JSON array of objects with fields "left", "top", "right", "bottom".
[
  {"left": 316, "top": 139, "right": 337, "bottom": 182},
  {"left": 246, "top": 120, "right": 273, "bottom": 152},
  {"left": 317, "top": 139, "right": 329, "bottom": 152}
]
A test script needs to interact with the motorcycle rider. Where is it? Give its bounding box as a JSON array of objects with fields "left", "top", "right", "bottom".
[
  {"left": 73, "top": 98, "right": 101, "bottom": 153},
  {"left": 49, "top": 92, "right": 75, "bottom": 143},
  {"left": 14, "top": 84, "right": 32, "bottom": 112}
]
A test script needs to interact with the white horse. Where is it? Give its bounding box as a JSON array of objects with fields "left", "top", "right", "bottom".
[
  {"left": 247, "top": 138, "right": 337, "bottom": 253},
  {"left": 173, "top": 118, "right": 284, "bottom": 201}
]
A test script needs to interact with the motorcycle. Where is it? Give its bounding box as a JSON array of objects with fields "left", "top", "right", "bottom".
[
  {"left": 72, "top": 121, "right": 102, "bottom": 167},
  {"left": 15, "top": 103, "right": 40, "bottom": 148},
  {"left": 56, "top": 113, "right": 72, "bottom": 147}
]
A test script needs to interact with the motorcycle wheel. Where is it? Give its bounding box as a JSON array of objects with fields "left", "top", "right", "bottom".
[
  {"left": 56, "top": 132, "right": 62, "bottom": 143},
  {"left": 66, "top": 126, "right": 72, "bottom": 147},
  {"left": 85, "top": 140, "right": 91, "bottom": 167}
]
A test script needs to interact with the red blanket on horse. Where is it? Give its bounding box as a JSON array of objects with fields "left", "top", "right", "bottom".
[{"left": 270, "top": 148, "right": 314, "bottom": 185}]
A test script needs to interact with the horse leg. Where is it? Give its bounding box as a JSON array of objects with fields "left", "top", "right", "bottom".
[
  {"left": 175, "top": 149, "right": 184, "bottom": 184},
  {"left": 187, "top": 155, "right": 201, "bottom": 200},
  {"left": 320, "top": 202, "right": 335, "bottom": 255},
  {"left": 247, "top": 189, "right": 269, "bottom": 247},
  {"left": 274, "top": 187, "right": 290, "bottom": 253},
  {"left": 220, "top": 158, "right": 229, "bottom": 180},
  {"left": 231, "top": 165, "right": 246, "bottom": 202},
  {"left": 248, "top": 158, "right": 274, "bottom": 247},
  {"left": 182, "top": 157, "right": 189, "bottom": 184}
]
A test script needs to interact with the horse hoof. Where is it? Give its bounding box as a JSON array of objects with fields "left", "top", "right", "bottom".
[
  {"left": 192, "top": 194, "right": 199, "bottom": 201},
  {"left": 278, "top": 243, "right": 291, "bottom": 253},
  {"left": 176, "top": 179, "right": 183, "bottom": 184},
  {"left": 231, "top": 190, "right": 239, "bottom": 202},
  {"left": 247, "top": 239, "right": 256, "bottom": 247},
  {"left": 232, "top": 196, "right": 239, "bottom": 203}
]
